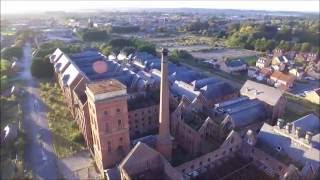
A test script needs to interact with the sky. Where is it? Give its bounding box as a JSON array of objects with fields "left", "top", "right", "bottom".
[{"left": 1, "top": 0, "right": 319, "bottom": 15}]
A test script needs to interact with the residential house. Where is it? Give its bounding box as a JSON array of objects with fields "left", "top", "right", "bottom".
[
  {"left": 223, "top": 59, "right": 247, "bottom": 73},
  {"left": 271, "top": 56, "right": 288, "bottom": 71},
  {"left": 240, "top": 80, "right": 286, "bottom": 123},
  {"left": 289, "top": 67, "right": 305, "bottom": 80},
  {"left": 304, "top": 88, "right": 320, "bottom": 105},
  {"left": 270, "top": 71, "right": 295, "bottom": 91},
  {"left": 248, "top": 66, "right": 259, "bottom": 78},
  {"left": 256, "top": 57, "right": 272, "bottom": 69}
]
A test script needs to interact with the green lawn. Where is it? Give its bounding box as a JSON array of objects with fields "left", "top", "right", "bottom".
[
  {"left": 242, "top": 56, "right": 257, "bottom": 66},
  {"left": 39, "top": 82, "right": 85, "bottom": 158}
]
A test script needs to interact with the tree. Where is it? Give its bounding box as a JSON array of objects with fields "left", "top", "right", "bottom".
[
  {"left": 1, "top": 46, "right": 23, "bottom": 60},
  {"left": 300, "top": 42, "right": 311, "bottom": 52},
  {"left": 121, "top": 46, "right": 136, "bottom": 55},
  {"left": 277, "top": 40, "right": 291, "bottom": 51},
  {"left": 132, "top": 39, "right": 156, "bottom": 55},
  {"left": 0, "top": 59, "right": 11, "bottom": 75},
  {"left": 77, "top": 29, "right": 108, "bottom": 41},
  {"left": 31, "top": 56, "right": 53, "bottom": 78}
]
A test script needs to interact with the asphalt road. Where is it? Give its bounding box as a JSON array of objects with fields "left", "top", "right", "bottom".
[{"left": 20, "top": 43, "right": 58, "bottom": 180}]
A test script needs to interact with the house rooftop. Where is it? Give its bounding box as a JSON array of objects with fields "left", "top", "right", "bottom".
[
  {"left": 87, "top": 79, "right": 126, "bottom": 95},
  {"left": 256, "top": 122, "right": 320, "bottom": 169},
  {"left": 240, "top": 80, "right": 283, "bottom": 106},
  {"left": 271, "top": 71, "right": 295, "bottom": 82}
]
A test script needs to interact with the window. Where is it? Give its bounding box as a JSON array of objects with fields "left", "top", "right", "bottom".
[
  {"left": 118, "top": 119, "right": 122, "bottom": 128},
  {"left": 142, "top": 118, "right": 145, "bottom": 121},
  {"left": 148, "top": 116, "right": 151, "bottom": 120},
  {"left": 278, "top": 166, "right": 283, "bottom": 170},
  {"left": 134, "top": 113, "right": 137, "bottom": 117},
  {"left": 104, "top": 111, "right": 108, "bottom": 115},
  {"left": 119, "top": 137, "right": 123, "bottom": 142},
  {"left": 208, "top": 158, "right": 211, "bottom": 162},
  {"left": 116, "top": 108, "right": 120, "bottom": 113}
]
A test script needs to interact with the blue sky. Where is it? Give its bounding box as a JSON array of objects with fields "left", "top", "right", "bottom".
[{"left": 1, "top": 1, "right": 319, "bottom": 14}]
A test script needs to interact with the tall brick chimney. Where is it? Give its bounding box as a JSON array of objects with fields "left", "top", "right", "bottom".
[{"left": 156, "top": 48, "right": 172, "bottom": 161}]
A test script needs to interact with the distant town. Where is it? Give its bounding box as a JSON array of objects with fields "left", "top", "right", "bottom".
[{"left": 1, "top": 7, "right": 319, "bottom": 180}]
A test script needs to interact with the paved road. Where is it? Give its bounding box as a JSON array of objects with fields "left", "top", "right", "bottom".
[{"left": 19, "top": 43, "right": 58, "bottom": 179}]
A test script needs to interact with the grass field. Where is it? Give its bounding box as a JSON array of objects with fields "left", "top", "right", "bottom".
[{"left": 39, "top": 82, "right": 85, "bottom": 158}]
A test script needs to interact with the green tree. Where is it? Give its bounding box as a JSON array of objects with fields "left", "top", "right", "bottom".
[
  {"left": 31, "top": 56, "right": 54, "bottom": 78},
  {"left": 121, "top": 46, "right": 136, "bottom": 55},
  {"left": 1, "top": 46, "right": 23, "bottom": 60},
  {"left": 300, "top": 42, "right": 311, "bottom": 52},
  {"left": 0, "top": 59, "right": 11, "bottom": 75}
]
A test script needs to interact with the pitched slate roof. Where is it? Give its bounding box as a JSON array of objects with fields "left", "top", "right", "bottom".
[
  {"left": 54, "top": 54, "right": 71, "bottom": 73},
  {"left": 257, "top": 123, "right": 320, "bottom": 168},
  {"left": 191, "top": 77, "right": 219, "bottom": 90},
  {"left": 119, "top": 142, "right": 161, "bottom": 175},
  {"left": 200, "top": 81, "right": 235, "bottom": 100},
  {"left": 240, "top": 80, "right": 283, "bottom": 106},
  {"left": 225, "top": 59, "right": 246, "bottom": 67},
  {"left": 171, "top": 80, "right": 200, "bottom": 102},
  {"left": 222, "top": 98, "right": 267, "bottom": 129},
  {"left": 291, "top": 114, "right": 320, "bottom": 135},
  {"left": 61, "top": 63, "right": 80, "bottom": 86}
]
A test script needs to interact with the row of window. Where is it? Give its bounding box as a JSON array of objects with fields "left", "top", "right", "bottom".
[
  {"left": 105, "top": 120, "right": 124, "bottom": 133},
  {"left": 129, "top": 108, "right": 158, "bottom": 118},
  {"left": 104, "top": 108, "right": 121, "bottom": 115}
]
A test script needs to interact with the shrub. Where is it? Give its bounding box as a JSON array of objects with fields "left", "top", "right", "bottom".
[
  {"left": 1, "top": 46, "right": 23, "bottom": 60},
  {"left": 31, "top": 56, "right": 53, "bottom": 78}
]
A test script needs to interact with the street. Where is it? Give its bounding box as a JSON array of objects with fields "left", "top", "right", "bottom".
[{"left": 19, "top": 43, "right": 58, "bottom": 180}]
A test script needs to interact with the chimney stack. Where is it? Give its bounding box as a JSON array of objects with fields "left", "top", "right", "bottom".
[
  {"left": 156, "top": 48, "right": 172, "bottom": 161},
  {"left": 305, "top": 131, "right": 313, "bottom": 144},
  {"left": 285, "top": 123, "right": 292, "bottom": 134},
  {"left": 277, "top": 118, "right": 285, "bottom": 129},
  {"left": 295, "top": 127, "right": 302, "bottom": 138}
]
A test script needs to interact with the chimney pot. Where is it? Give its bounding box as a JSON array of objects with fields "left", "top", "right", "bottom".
[
  {"left": 285, "top": 123, "right": 292, "bottom": 133},
  {"left": 162, "top": 48, "right": 169, "bottom": 56},
  {"left": 277, "top": 119, "right": 285, "bottom": 129},
  {"left": 295, "top": 127, "right": 302, "bottom": 138},
  {"left": 305, "top": 131, "right": 313, "bottom": 144}
]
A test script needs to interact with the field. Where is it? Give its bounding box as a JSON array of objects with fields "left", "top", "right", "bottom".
[
  {"left": 191, "top": 48, "right": 260, "bottom": 61},
  {"left": 39, "top": 82, "right": 85, "bottom": 158}
]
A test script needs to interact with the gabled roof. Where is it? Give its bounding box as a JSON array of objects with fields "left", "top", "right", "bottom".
[
  {"left": 240, "top": 80, "right": 283, "bottom": 106},
  {"left": 221, "top": 98, "right": 267, "bottom": 129},
  {"left": 200, "top": 81, "right": 235, "bottom": 100},
  {"left": 257, "top": 123, "right": 320, "bottom": 168},
  {"left": 270, "top": 71, "right": 295, "bottom": 83},
  {"left": 225, "top": 59, "right": 246, "bottom": 67},
  {"left": 191, "top": 77, "right": 219, "bottom": 90},
  {"left": 171, "top": 80, "right": 200, "bottom": 102},
  {"left": 292, "top": 114, "right": 320, "bottom": 135},
  {"left": 119, "top": 142, "right": 161, "bottom": 175},
  {"left": 50, "top": 48, "right": 63, "bottom": 63},
  {"left": 61, "top": 63, "right": 80, "bottom": 86},
  {"left": 54, "top": 54, "right": 71, "bottom": 73}
]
